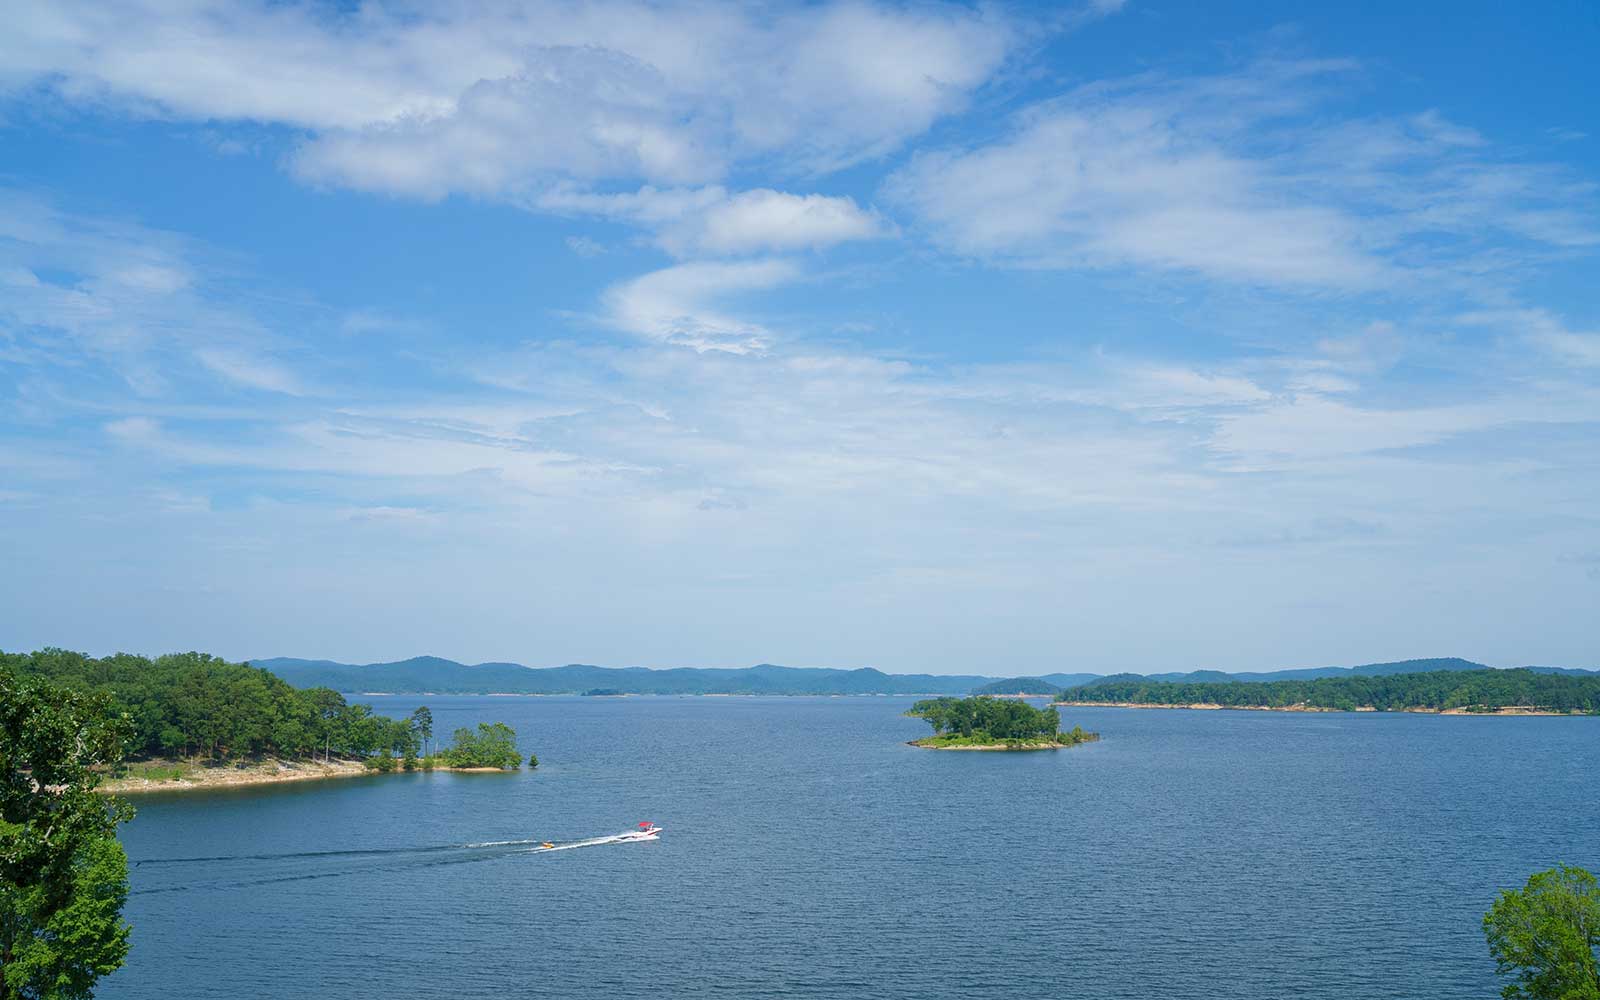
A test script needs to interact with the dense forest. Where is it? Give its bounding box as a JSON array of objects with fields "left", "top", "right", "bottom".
[
  {"left": 3, "top": 648, "right": 420, "bottom": 760},
  {"left": 1057, "top": 668, "right": 1600, "bottom": 713},
  {"left": 907, "top": 695, "right": 1094, "bottom": 746}
]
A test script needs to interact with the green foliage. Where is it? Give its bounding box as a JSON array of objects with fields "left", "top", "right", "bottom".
[
  {"left": 527, "top": 753, "right": 539, "bottom": 769},
  {"left": 3, "top": 648, "right": 419, "bottom": 762},
  {"left": 123, "top": 762, "right": 189, "bottom": 783},
  {"left": 409, "top": 706, "right": 433, "bottom": 758},
  {"left": 439, "top": 723, "right": 522, "bottom": 769},
  {"left": 1, "top": 667, "right": 133, "bottom": 999},
  {"left": 1484, "top": 865, "right": 1600, "bottom": 1000},
  {"left": 401, "top": 749, "right": 418, "bottom": 771},
  {"left": 1060, "top": 668, "right": 1600, "bottom": 713},
  {"left": 908, "top": 696, "right": 1069, "bottom": 743},
  {"left": 366, "top": 750, "right": 397, "bottom": 773}
]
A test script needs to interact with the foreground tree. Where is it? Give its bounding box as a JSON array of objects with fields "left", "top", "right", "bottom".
[
  {"left": 1, "top": 668, "right": 133, "bottom": 999},
  {"left": 1484, "top": 865, "right": 1600, "bottom": 1000}
]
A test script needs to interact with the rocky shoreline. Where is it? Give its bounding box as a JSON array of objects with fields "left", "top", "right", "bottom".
[
  {"left": 98, "top": 757, "right": 518, "bottom": 794},
  {"left": 906, "top": 735, "right": 1100, "bottom": 751}
]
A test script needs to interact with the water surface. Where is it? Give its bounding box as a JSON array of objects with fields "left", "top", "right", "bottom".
[{"left": 110, "top": 697, "right": 1600, "bottom": 999}]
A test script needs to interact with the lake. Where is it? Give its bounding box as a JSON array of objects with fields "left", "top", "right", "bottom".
[{"left": 107, "top": 696, "right": 1599, "bottom": 999}]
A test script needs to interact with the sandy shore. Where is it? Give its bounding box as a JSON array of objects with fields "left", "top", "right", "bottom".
[
  {"left": 99, "top": 758, "right": 519, "bottom": 794},
  {"left": 1053, "top": 701, "right": 1585, "bottom": 716},
  {"left": 99, "top": 758, "right": 373, "bottom": 794}
]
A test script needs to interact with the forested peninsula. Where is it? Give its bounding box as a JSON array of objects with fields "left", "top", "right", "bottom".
[
  {"left": 2, "top": 648, "right": 528, "bottom": 791},
  {"left": 1055, "top": 668, "right": 1600, "bottom": 714}
]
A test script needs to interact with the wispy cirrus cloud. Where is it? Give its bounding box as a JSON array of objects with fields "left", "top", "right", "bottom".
[
  {"left": 0, "top": 191, "right": 305, "bottom": 397},
  {"left": 885, "top": 59, "right": 1597, "bottom": 290},
  {"left": 1458, "top": 308, "right": 1600, "bottom": 367}
]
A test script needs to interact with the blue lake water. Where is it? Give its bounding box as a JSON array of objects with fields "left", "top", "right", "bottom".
[{"left": 107, "top": 697, "right": 1599, "bottom": 999}]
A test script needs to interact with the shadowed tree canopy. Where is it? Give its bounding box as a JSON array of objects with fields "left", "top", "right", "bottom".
[{"left": 1, "top": 668, "right": 133, "bottom": 1000}]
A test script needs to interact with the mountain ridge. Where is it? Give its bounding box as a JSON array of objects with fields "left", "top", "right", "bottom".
[{"left": 248, "top": 655, "right": 1598, "bottom": 696}]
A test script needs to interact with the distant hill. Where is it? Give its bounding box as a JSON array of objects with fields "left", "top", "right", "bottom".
[
  {"left": 1133, "top": 657, "right": 1495, "bottom": 685},
  {"left": 250, "top": 655, "right": 1596, "bottom": 697},
  {"left": 251, "top": 657, "right": 995, "bottom": 696},
  {"left": 1038, "top": 673, "right": 1102, "bottom": 688},
  {"left": 971, "top": 677, "right": 1060, "bottom": 696}
]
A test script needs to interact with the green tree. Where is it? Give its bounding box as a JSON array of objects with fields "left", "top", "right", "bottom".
[
  {"left": 440, "top": 723, "right": 522, "bottom": 769},
  {"left": 1484, "top": 865, "right": 1600, "bottom": 1000},
  {"left": 410, "top": 706, "right": 433, "bottom": 759},
  {"left": 1, "top": 668, "right": 133, "bottom": 1000}
]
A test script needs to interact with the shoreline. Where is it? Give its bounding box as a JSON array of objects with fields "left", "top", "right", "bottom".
[
  {"left": 907, "top": 736, "right": 1100, "bottom": 751},
  {"left": 1051, "top": 701, "right": 1587, "bottom": 716},
  {"left": 98, "top": 758, "right": 519, "bottom": 794},
  {"left": 349, "top": 691, "right": 983, "bottom": 698}
]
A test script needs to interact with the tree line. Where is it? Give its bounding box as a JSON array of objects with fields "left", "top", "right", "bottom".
[
  {"left": 0, "top": 648, "right": 528, "bottom": 766},
  {"left": 1057, "top": 668, "right": 1600, "bottom": 713}
]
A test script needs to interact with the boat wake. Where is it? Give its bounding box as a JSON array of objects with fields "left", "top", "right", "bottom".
[
  {"left": 533, "top": 834, "right": 646, "bottom": 853},
  {"left": 532, "top": 823, "right": 663, "bottom": 853},
  {"left": 136, "top": 825, "right": 662, "bottom": 876}
]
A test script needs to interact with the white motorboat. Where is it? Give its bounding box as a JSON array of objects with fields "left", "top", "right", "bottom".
[{"left": 534, "top": 822, "right": 661, "bottom": 851}]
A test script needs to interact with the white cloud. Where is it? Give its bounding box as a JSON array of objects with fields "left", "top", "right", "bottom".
[
  {"left": 565, "top": 236, "right": 606, "bottom": 259},
  {"left": 675, "top": 190, "right": 890, "bottom": 256},
  {"left": 105, "top": 416, "right": 160, "bottom": 443},
  {"left": 194, "top": 348, "right": 304, "bottom": 395},
  {"left": 1460, "top": 308, "right": 1600, "bottom": 367},
  {"left": 885, "top": 63, "right": 1384, "bottom": 287},
  {"left": 4, "top": 1, "right": 1017, "bottom": 198},
  {"left": 541, "top": 185, "right": 890, "bottom": 257},
  {"left": 885, "top": 60, "right": 1596, "bottom": 290},
  {"left": 601, "top": 259, "right": 802, "bottom": 353}
]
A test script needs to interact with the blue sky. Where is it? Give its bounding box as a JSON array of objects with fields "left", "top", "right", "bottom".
[{"left": 1, "top": 1, "right": 1596, "bottom": 674}]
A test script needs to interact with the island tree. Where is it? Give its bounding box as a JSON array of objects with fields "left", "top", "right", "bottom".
[
  {"left": 440, "top": 723, "right": 522, "bottom": 769},
  {"left": 907, "top": 696, "right": 1094, "bottom": 747},
  {"left": 1, "top": 667, "right": 133, "bottom": 999},
  {"left": 1484, "top": 865, "right": 1600, "bottom": 1000}
]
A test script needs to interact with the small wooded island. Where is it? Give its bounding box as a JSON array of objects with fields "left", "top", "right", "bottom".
[{"left": 906, "top": 696, "right": 1099, "bottom": 750}]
